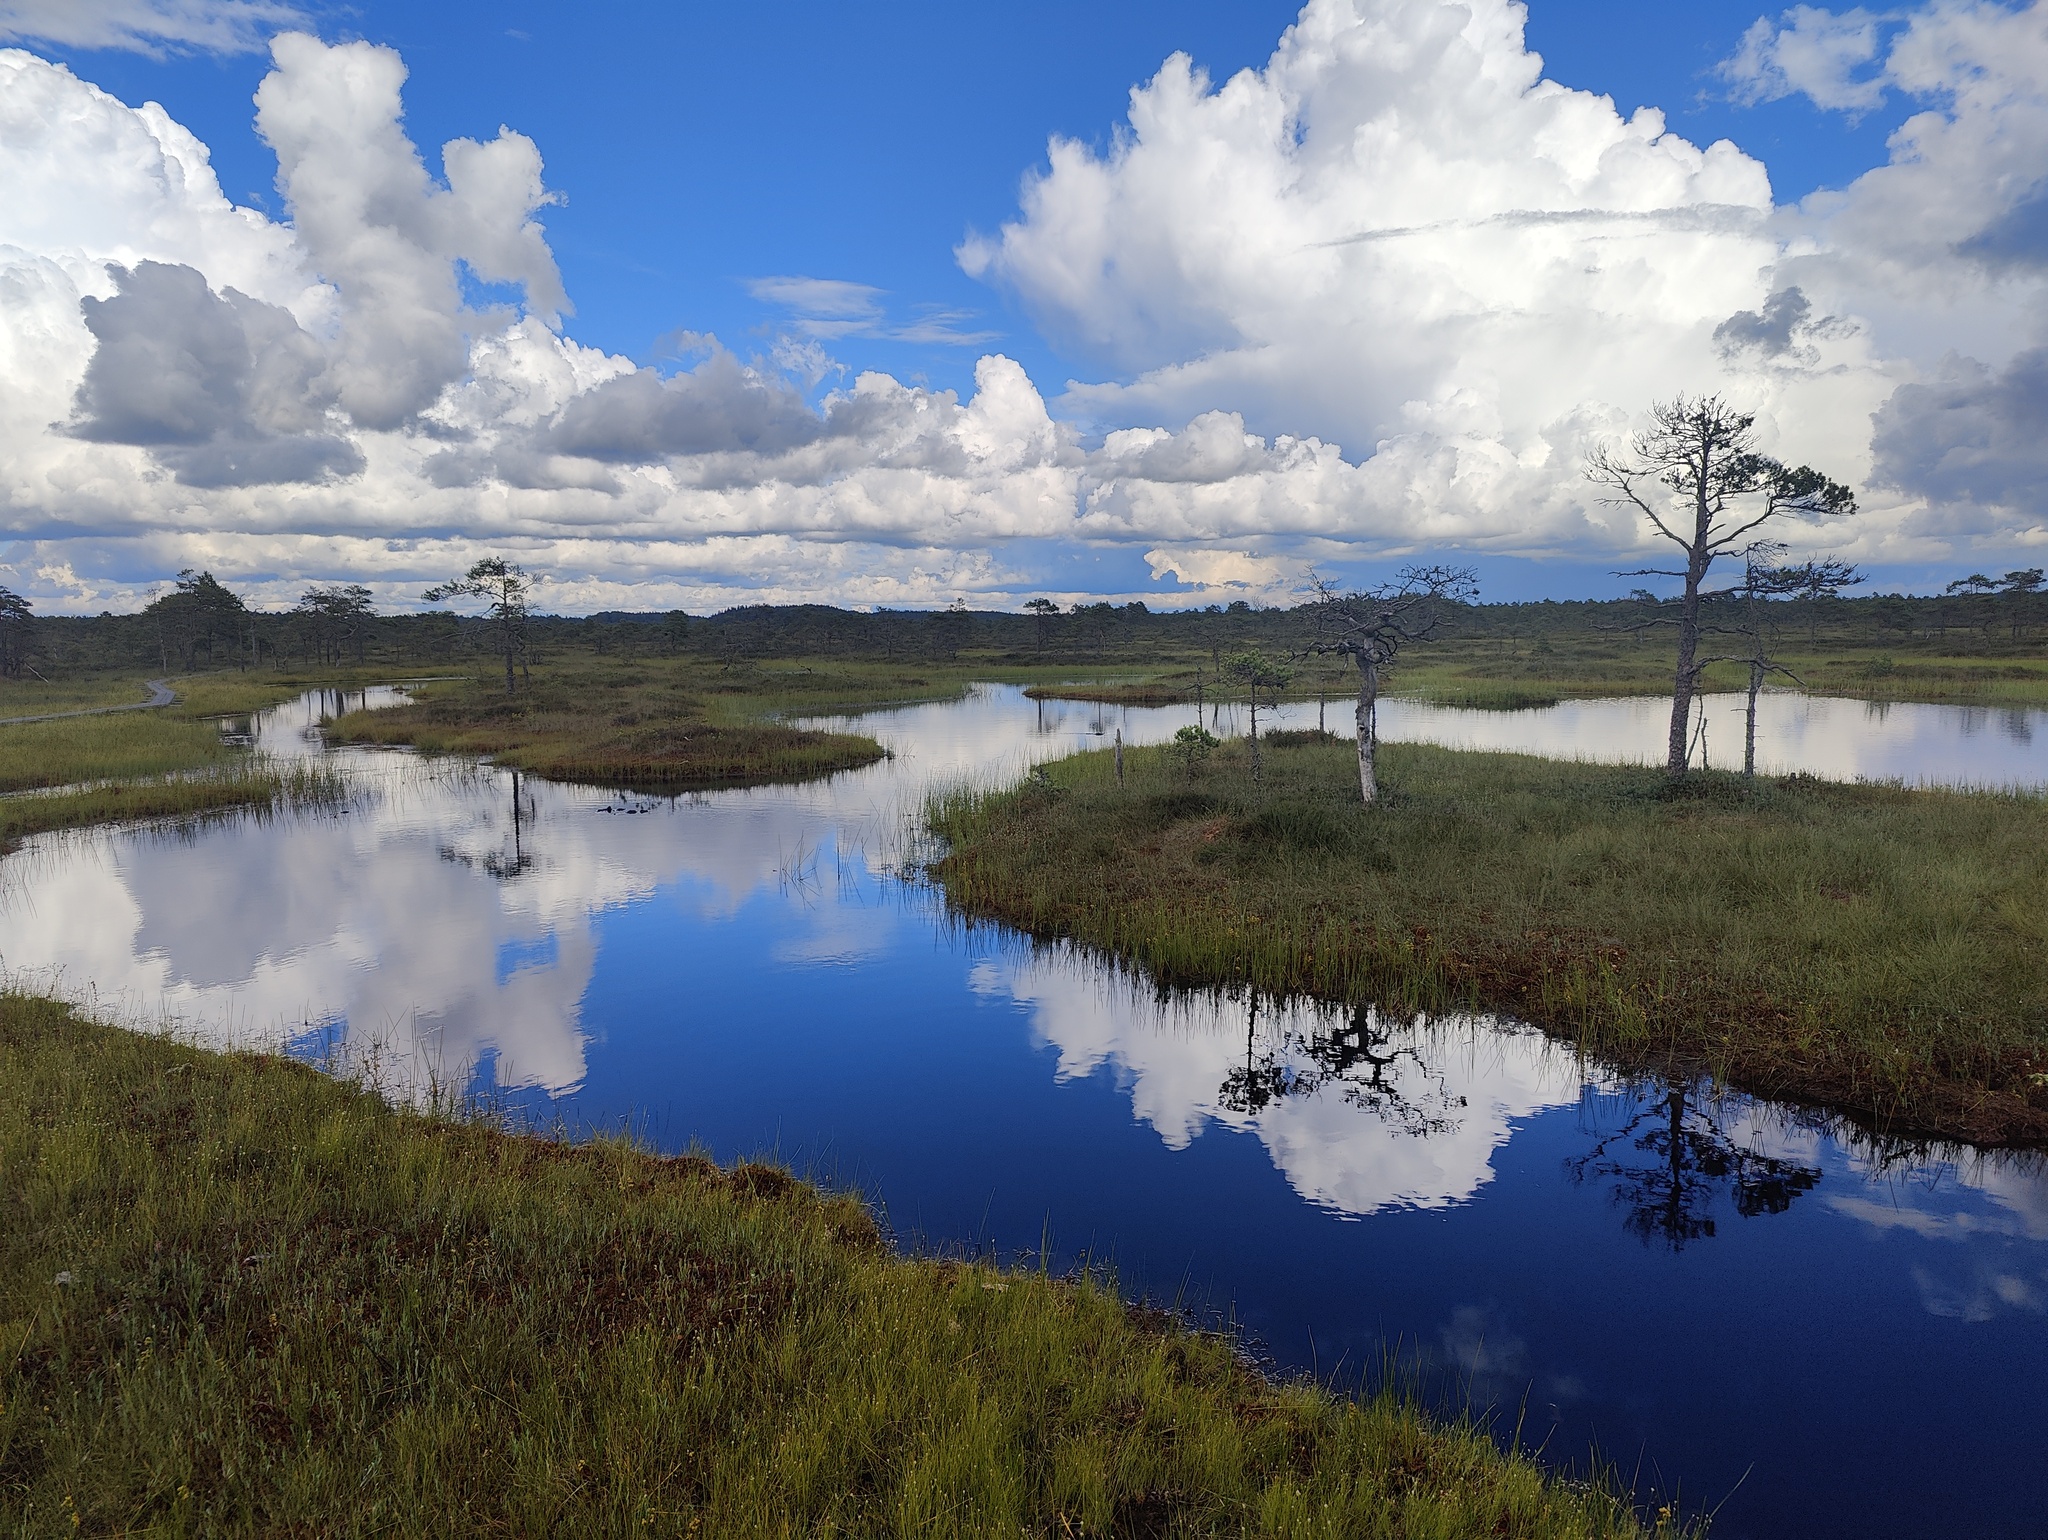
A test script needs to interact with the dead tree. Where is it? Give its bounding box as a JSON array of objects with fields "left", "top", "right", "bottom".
[
  {"left": 1300, "top": 565, "right": 1476, "bottom": 805},
  {"left": 1587, "top": 395, "right": 1854, "bottom": 781}
]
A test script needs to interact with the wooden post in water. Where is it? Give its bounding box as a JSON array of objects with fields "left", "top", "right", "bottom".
[{"left": 1114, "top": 727, "right": 1124, "bottom": 787}]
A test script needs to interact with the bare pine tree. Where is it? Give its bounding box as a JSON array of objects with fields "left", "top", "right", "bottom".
[
  {"left": 1588, "top": 395, "right": 1854, "bottom": 780},
  {"left": 1301, "top": 564, "right": 1477, "bottom": 804}
]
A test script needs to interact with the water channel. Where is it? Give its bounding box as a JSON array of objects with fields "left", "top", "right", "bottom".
[{"left": 4, "top": 683, "right": 2045, "bottom": 1538}]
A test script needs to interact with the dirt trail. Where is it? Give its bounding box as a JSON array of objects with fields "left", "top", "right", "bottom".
[{"left": 0, "top": 679, "right": 175, "bottom": 726}]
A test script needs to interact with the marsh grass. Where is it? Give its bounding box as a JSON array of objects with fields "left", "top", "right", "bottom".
[
  {"left": 0, "top": 674, "right": 165, "bottom": 717},
  {"left": 0, "top": 765, "right": 346, "bottom": 849},
  {"left": 329, "top": 665, "right": 892, "bottom": 791},
  {"left": 0, "top": 995, "right": 1668, "bottom": 1539},
  {"left": 1025, "top": 681, "right": 1194, "bottom": 706},
  {"left": 930, "top": 739, "right": 2048, "bottom": 1144},
  {"left": 0, "top": 713, "right": 235, "bottom": 795}
]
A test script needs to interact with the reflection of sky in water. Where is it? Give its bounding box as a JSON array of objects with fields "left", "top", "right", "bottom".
[{"left": 3, "top": 683, "right": 2047, "bottom": 1539}]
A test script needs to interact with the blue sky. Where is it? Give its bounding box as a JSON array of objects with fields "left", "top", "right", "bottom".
[
  {"left": 1, "top": 0, "right": 2042, "bottom": 610},
  {"left": 39, "top": 1, "right": 1924, "bottom": 398}
]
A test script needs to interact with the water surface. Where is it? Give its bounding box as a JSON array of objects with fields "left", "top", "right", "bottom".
[{"left": 4, "top": 683, "right": 2045, "bottom": 1539}]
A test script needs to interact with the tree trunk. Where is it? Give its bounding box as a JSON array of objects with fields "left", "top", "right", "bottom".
[
  {"left": 1353, "top": 654, "right": 1380, "bottom": 804},
  {"left": 1745, "top": 659, "right": 1763, "bottom": 778},
  {"left": 1667, "top": 546, "right": 1709, "bottom": 780},
  {"left": 1248, "top": 699, "right": 1260, "bottom": 785}
]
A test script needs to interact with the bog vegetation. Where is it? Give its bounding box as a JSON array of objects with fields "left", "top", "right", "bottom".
[
  {"left": 930, "top": 736, "right": 2048, "bottom": 1145},
  {"left": 2, "top": 550, "right": 2047, "bottom": 1530},
  {"left": 0, "top": 994, "right": 1672, "bottom": 1538}
]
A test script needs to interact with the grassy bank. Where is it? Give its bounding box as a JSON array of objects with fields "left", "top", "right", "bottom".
[
  {"left": 0, "top": 765, "right": 343, "bottom": 850},
  {"left": 930, "top": 738, "right": 2048, "bottom": 1145},
  {"left": 329, "top": 663, "right": 905, "bottom": 794},
  {"left": 0, "top": 668, "right": 414, "bottom": 796},
  {"left": 0, "top": 995, "right": 1664, "bottom": 1538},
  {"left": 1025, "top": 681, "right": 1194, "bottom": 706}
]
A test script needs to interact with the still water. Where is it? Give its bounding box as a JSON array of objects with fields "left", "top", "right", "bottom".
[{"left": 4, "top": 683, "right": 2046, "bottom": 1539}]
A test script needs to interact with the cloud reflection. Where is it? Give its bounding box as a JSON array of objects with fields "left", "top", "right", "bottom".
[{"left": 973, "top": 947, "right": 1591, "bottom": 1217}]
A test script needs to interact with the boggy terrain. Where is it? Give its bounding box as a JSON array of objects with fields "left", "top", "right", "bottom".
[
  {"left": 0, "top": 673, "right": 352, "bottom": 850},
  {"left": 323, "top": 659, "right": 967, "bottom": 792},
  {"left": 0, "top": 994, "right": 1670, "bottom": 1538},
  {"left": 931, "top": 734, "right": 2048, "bottom": 1145}
]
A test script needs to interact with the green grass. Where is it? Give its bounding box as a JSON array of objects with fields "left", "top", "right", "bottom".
[
  {"left": 0, "top": 713, "right": 237, "bottom": 795},
  {"left": 0, "top": 668, "right": 415, "bottom": 795},
  {"left": 328, "top": 662, "right": 898, "bottom": 792},
  {"left": 930, "top": 738, "right": 2048, "bottom": 1145},
  {"left": 0, "top": 674, "right": 167, "bottom": 717},
  {"left": 0, "top": 765, "right": 344, "bottom": 850},
  {"left": 0, "top": 994, "right": 1668, "bottom": 1539},
  {"left": 1025, "top": 682, "right": 1195, "bottom": 706},
  {"left": 325, "top": 654, "right": 1166, "bottom": 792}
]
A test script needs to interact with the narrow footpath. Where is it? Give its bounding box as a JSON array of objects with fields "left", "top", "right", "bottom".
[{"left": 0, "top": 679, "right": 175, "bottom": 726}]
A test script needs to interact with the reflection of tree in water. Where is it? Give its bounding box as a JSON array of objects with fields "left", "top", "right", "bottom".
[
  {"left": 438, "top": 769, "right": 540, "bottom": 882},
  {"left": 1569, "top": 1084, "right": 1821, "bottom": 1250},
  {"left": 1217, "top": 995, "right": 1466, "bottom": 1137}
]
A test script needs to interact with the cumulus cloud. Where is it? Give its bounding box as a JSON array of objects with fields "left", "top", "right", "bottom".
[
  {"left": 1873, "top": 346, "right": 2048, "bottom": 515},
  {"left": 962, "top": 0, "right": 2048, "bottom": 571},
  {"left": 0, "top": 0, "right": 305, "bottom": 56},
  {"left": 957, "top": 0, "right": 1818, "bottom": 561},
  {"left": 1717, "top": 6, "right": 1890, "bottom": 114},
  {"left": 1713, "top": 285, "right": 1817, "bottom": 361},
  {"left": 66, "top": 259, "right": 361, "bottom": 487},
  {"left": 253, "top": 33, "right": 567, "bottom": 428},
  {"left": 2, "top": 1, "right": 2048, "bottom": 610}
]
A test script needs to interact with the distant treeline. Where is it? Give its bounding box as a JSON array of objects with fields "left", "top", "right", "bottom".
[{"left": 5, "top": 580, "right": 2045, "bottom": 679}]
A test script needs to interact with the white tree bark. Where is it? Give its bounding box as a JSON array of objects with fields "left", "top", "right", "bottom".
[{"left": 1354, "top": 656, "right": 1380, "bottom": 804}]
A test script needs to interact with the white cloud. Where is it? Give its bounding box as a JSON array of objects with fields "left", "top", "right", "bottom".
[
  {"left": 1142, "top": 545, "right": 1292, "bottom": 595},
  {"left": 745, "top": 275, "right": 885, "bottom": 319},
  {"left": 960, "top": 0, "right": 2048, "bottom": 576},
  {"left": 977, "top": 952, "right": 1593, "bottom": 1217},
  {"left": 3, "top": 3, "right": 2048, "bottom": 610},
  {"left": 0, "top": 0, "right": 305, "bottom": 56},
  {"left": 1718, "top": 6, "right": 1891, "bottom": 114},
  {"left": 746, "top": 273, "right": 1000, "bottom": 347}
]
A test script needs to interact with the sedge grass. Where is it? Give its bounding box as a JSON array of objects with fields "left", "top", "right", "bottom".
[
  {"left": 0, "top": 994, "right": 1670, "bottom": 1539},
  {"left": 930, "top": 738, "right": 2048, "bottom": 1145},
  {"left": 0, "top": 765, "right": 344, "bottom": 849},
  {"left": 0, "top": 713, "right": 236, "bottom": 795},
  {"left": 332, "top": 670, "right": 887, "bottom": 791}
]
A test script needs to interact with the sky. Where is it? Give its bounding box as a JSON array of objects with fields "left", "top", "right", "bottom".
[{"left": 0, "top": 0, "right": 2044, "bottom": 613}]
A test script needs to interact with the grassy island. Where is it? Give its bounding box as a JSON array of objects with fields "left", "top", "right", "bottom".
[
  {"left": 0, "top": 994, "right": 1664, "bottom": 1538},
  {"left": 325, "top": 661, "right": 943, "bottom": 792},
  {"left": 930, "top": 736, "right": 2048, "bottom": 1146}
]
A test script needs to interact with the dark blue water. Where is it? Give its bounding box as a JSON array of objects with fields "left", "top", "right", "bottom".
[{"left": 3, "top": 683, "right": 2045, "bottom": 1538}]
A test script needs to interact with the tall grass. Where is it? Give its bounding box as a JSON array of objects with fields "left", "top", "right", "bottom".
[
  {"left": 0, "top": 995, "right": 1668, "bottom": 1538},
  {"left": 0, "top": 764, "right": 344, "bottom": 848},
  {"left": 0, "top": 713, "right": 235, "bottom": 794},
  {"left": 0, "top": 674, "right": 166, "bottom": 716},
  {"left": 930, "top": 738, "right": 2048, "bottom": 1145}
]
